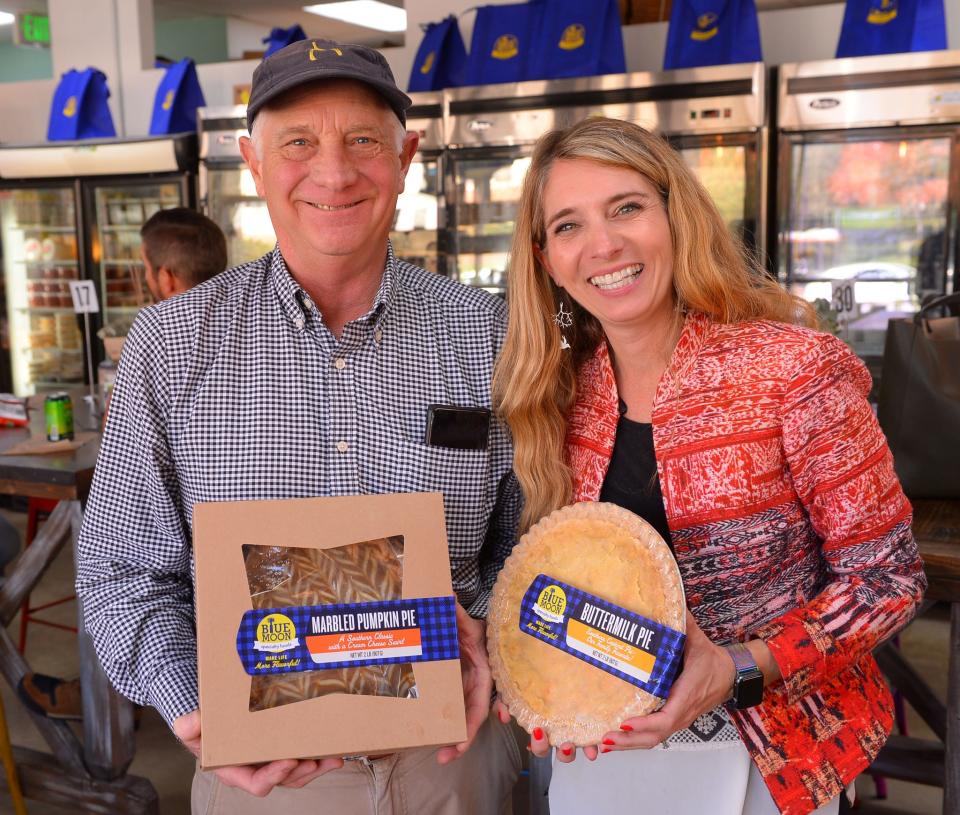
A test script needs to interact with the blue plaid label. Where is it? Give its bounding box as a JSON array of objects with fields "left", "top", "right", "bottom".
[
  {"left": 519, "top": 574, "right": 684, "bottom": 698},
  {"left": 236, "top": 595, "right": 459, "bottom": 676}
]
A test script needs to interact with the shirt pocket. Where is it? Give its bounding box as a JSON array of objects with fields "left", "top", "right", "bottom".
[{"left": 362, "top": 440, "right": 492, "bottom": 561}]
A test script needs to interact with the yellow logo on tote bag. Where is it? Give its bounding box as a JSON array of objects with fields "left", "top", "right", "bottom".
[
  {"left": 161, "top": 89, "right": 175, "bottom": 111},
  {"left": 420, "top": 52, "right": 435, "bottom": 74},
  {"left": 558, "top": 24, "right": 586, "bottom": 50},
  {"left": 62, "top": 95, "right": 78, "bottom": 117},
  {"left": 491, "top": 34, "right": 519, "bottom": 59},
  {"left": 867, "top": 0, "right": 898, "bottom": 24},
  {"left": 691, "top": 12, "right": 719, "bottom": 41}
]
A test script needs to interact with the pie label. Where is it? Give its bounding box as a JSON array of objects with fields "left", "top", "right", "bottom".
[
  {"left": 519, "top": 574, "right": 685, "bottom": 697},
  {"left": 236, "top": 596, "right": 459, "bottom": 676}
]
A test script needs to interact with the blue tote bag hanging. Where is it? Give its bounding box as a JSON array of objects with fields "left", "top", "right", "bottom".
[
  {"left": 149, "top": 58, "right": 206, "bottom": 135},
  {"left": 836, "top": 0, "right": 946, "bottom": 57},
  {"left": 530, "top": 0, "right": 626, "bottom": 80},
  {"left": 466, "top": 2, "right": 540, "bottom": 86},
  {"left": 47, "top": 67, "right": 116, "bottom": 141},
  {"left": 263, "top": 24, "right": 307, "bottom": 58},
  {"left": 663, "top": 0, "right": 762, "bottom": 70},
  {"left": 408, "top": 16, "right": 468, "bottom": 91}
]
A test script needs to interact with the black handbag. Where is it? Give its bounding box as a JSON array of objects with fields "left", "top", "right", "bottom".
[{"left": 877, "top": 292, "right": 960, "bottom": 498}]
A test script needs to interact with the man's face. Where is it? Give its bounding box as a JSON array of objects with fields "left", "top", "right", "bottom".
[{"left": 239, "top": 81, "right": 418, "bottom": 269}]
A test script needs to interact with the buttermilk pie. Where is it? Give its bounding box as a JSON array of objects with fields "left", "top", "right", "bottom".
[{"left": 488, "top": 502, "right": 686, "bottom": 745}]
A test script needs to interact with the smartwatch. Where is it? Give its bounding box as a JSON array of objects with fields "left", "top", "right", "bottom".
[{"left": 725, "top": 642, "right": 764, "bottom": 710}]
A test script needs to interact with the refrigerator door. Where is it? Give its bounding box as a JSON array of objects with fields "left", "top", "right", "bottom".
[
  {"left": 447, "top": 148, "right": 530, "bottom": 295},
  {"left": 391, "top": 154, "right": 444, "bottom": 275},
  {"left": 0, "top": 185, "right": 84, "bottom": 396},
  {"left": 780, "top": 131, "right": 953, "bottom": 371},
  {"left": 205, "top": 165, "right": 275, "bottom": 268},
  {"left": 90, "top": 180, "right": 185, "bottom": 337},
  {"left": 677, "top": 134, "right": 762, "bottom": 257}
]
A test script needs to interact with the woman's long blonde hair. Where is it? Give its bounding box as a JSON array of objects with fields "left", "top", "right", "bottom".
[{"left": 493, "top": 117, "right": 816, "bottom": 534}]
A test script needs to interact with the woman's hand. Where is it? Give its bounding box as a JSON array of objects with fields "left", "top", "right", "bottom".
[
  {"left": 598, "top": 610, "right": 735, "bottom": 751},
  {"left": 495, "top": 698, "right": 600, "bottom": 762}
]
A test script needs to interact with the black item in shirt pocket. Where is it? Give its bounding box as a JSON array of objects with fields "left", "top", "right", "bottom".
[{"left": 425, "top": 405, "right": 490, "bottom": 451}]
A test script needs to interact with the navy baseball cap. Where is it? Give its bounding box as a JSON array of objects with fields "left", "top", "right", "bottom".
[{"left": 246, "top": 39, "right": 412, "bottom": 130}]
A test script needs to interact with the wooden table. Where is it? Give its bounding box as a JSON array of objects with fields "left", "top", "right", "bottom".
[
  {"left": 871, "top": 498, "right": 960, "bottom": 814},
  {"left": 0, "top": 397, "right": 158, "bottom": 813}
]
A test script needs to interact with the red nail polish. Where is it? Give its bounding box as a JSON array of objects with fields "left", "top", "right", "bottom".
[
  {"left": 533, "top": 727, "right": 544, "bottom": 740},
  {"left": 620, "top": 724, "right": 633, "bottom": 732},
  {"left": 600, "top": 747, "right": 610, "bottom": 754},
  {"left": 602, "top": 738, "right": 616, "bottom": 746},
  {"left": 561, "top": 747, "right": 572, "bottom": 756}
]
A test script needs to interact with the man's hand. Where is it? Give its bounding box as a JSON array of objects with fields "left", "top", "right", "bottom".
[
  {"left": 436, "top": 603, "right": 493, "bottom": 765},
  {"left": 173, "top": 710, "right": 344, "bottom": 795}
]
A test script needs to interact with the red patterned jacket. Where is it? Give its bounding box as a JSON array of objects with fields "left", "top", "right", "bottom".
[{"left": 566, "top": 313, "right": 926, "bottom": 815}]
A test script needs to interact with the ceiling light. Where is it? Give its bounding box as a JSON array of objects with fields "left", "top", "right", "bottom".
[
  {"left": 0, "top": 11, "right": 16, "bottom": 26},
  {"left": 303, "top": 2, "right": 406, "bottom": 33}
]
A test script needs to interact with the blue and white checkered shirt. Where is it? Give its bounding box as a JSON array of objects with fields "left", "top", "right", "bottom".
[{"left": 76, "top": 245, "right": 520, "bottom": 727}]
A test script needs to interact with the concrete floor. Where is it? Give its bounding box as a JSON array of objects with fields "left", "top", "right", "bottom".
[{"left": 0, "top": 506, "right": 949, "bottom": 815}]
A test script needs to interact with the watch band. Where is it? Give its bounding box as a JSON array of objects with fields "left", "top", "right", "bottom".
[{"left": 725, "top": 642, "right": 765, "bottom": 710}]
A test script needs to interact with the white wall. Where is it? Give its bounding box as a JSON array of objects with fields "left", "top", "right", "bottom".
[
  {"left": 226, "top": 18, "right": 269, "bottom": 61},
  {"left": 1, "top": 0, "right": 959, "bottom": 145}
]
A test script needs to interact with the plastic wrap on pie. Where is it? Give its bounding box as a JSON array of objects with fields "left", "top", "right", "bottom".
[
  {"left": 243, "top": 536, "right": 417, "bottom": 712},
  {"left": 488, "top": 502, "right": 686, "bottom": 746}
]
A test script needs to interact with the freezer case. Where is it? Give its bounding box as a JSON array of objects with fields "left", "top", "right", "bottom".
[
  {"left": 777, "top": 51, "right": 960, "bottom": 380},
  {"left": 0, "top": 134, "right": 198, "bottom": 393},
  {"left": 88, "top": 179, "right": 187, "bottom": 337},
  {"left": 445, "top": 63, "right": 768, "bottom": 294},
  {"left": 391, "top": 93, "right": 446, "bottom": 276},
  {"left": 199, "top": 106, "right": 275, "bottom": 268},
  {"left": 0, "top": 185, "right": 84, "bottom": 395}
]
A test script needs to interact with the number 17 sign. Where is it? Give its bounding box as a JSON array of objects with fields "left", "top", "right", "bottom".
[{"left": 68, "top": 279, "right": 100, "bottom": 314}]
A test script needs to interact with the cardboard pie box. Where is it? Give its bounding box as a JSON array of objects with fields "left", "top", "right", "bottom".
[{"left": 193, "top": 492, "right": 467, "bottom": 768}]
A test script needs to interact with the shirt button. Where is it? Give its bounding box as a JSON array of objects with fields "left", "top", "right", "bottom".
[
  {"left": 336, "top": 440, "right": 348, "bottom": 453},
  {"left": 334, "top": 357, "right": 346, "bottom": 370},
  {"left": 293, "top": 317, "right": 305, "bottom": 330},
  {"left": 374, "top": 329, "right": 383, "bottom": 343},
  {"left": 303, "top": 296, "right": 315, "bottom": 311}
]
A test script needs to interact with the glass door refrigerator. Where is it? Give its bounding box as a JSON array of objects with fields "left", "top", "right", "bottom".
[
  {"left": 776, "top": 50, "right": 960, "bottom": 390},
  {"left": 0, "top": 134, "right": 196, "bottom": 395},
  {"left": 198, "top": 106, "right": 275, "bottom": 268},
  {"left": 391, "top": 92, "right": 446, "bottom": 276},
  {"left": 444, "top": 63, "right": 770, "bottom": 295}
]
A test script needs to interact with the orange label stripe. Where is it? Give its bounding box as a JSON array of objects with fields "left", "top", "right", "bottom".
[
  {"left": 306, "top": 628, "right": 422, "bottom": 656},
  {"left": 567, "top": 619, "right": 656, "bottom": 673}
]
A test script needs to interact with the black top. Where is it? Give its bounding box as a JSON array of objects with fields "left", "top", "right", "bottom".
[{"left": 598, "top": 411, "right": 673, "bottom": 552}]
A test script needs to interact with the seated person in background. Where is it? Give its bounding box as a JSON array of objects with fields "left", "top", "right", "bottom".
[
  {"left": 17, "top": 208, "right": 228, "bottom": 722},
  {"left": 140, "top": 207, "right": 228, "bottom": 301}
]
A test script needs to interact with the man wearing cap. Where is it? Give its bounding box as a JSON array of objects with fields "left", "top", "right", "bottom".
[{"left": 76, "top": 39, "right": 521, "bottom": 813}]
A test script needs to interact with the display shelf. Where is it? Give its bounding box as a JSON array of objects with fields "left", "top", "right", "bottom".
[
  {"left": 99, "top": 225, "right": 143, "bottom": 232},
  {"left": 18, "top": 259, "right": 79, "bottom": 265},
  {"left": 8, "top": 225, "right": 76, "bottom": 232},
  {"left": 100, "top": 258, "right": 144, "bottom": 265},
  {"left": 14, "top": 306, "right": 78, "bottom": 314}
]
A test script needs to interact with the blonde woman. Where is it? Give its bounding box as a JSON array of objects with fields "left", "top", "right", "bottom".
[{"left": 493, "top": 117, "right": 925, "bottom": 815}]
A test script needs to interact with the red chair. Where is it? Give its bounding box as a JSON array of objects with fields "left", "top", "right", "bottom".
[{"left": 17, "top": 497, "right": 77, "bottom": 654}]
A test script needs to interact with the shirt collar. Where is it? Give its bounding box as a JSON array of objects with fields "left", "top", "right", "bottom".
[{"left": 270, "top": 242, "right": 401, "bottom": 335}]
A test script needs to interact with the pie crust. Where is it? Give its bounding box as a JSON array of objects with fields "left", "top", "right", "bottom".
[{"left": 488, "top": 502, "right": 686, "bottom": 745}]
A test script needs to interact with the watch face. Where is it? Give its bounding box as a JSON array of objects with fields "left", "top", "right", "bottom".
[{"left": 735, "top": 669, "right": 765, "bottom": 709}]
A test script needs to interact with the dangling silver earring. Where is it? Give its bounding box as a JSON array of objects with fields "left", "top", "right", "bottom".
[{"left": 554, "top": 301, "right": 573, "bottom": 350}]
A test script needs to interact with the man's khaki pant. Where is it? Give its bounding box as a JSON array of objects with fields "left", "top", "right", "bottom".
[{"left": 191, "top": 714, "right": 522, "bottom": 815}]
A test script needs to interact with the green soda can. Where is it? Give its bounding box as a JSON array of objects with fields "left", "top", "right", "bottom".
[{"left": 44, "top": 392, "right": 74, "bottom": 442}]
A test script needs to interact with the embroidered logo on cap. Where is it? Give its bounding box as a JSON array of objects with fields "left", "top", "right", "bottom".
[{"left": 309, "top": 41, "right": 344, "bottom": 61}]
